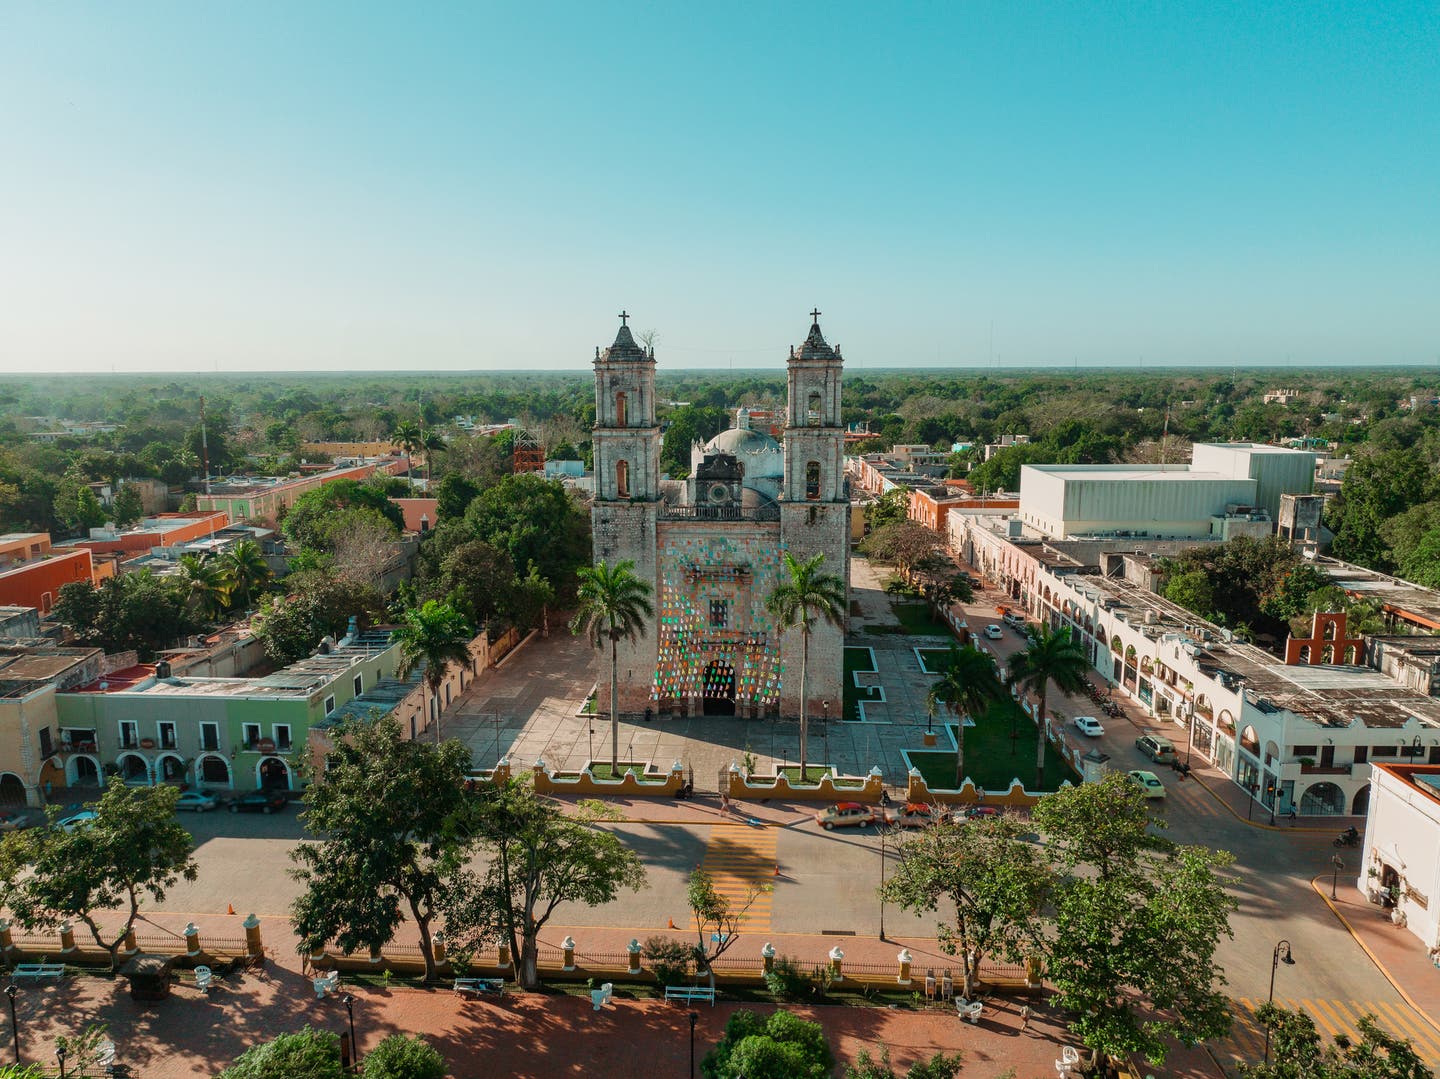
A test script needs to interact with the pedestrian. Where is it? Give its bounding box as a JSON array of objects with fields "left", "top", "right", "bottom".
[
  {"left": 1288, "top": 807, "right": 1298, "bottom": 825},
  {"left": 1019, "top": 1004, "right": 1033, "bottom": 1033},
  {"left": 720, "top": 792, "right": 730, "bottom": 814}
]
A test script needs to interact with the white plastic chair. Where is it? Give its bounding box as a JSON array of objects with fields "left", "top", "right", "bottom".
[{"left": 194, "top": 965, "right": 213, "bottom": 992}]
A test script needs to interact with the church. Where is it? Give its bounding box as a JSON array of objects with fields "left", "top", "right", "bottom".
[{"left": 590, "top": 312, "right": 850, "bottom": 719}]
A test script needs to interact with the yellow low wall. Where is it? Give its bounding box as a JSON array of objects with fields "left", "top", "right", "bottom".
[
  {"left": 531, "top": 762, "right": 684, "bottom": 797},
  {"left": 728, "top": 766, "right": 884, "bottom": 803},
  {"left": 903, "top": 772, "right": 1073, "bottom": 808}
]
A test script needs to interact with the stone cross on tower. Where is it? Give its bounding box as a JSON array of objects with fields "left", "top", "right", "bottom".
[
  {"left": 618, "top": 310, "right": 629, "bottom": 325},
  {"left": 810, "top": 308, "right": 822, "bottom": 324}
]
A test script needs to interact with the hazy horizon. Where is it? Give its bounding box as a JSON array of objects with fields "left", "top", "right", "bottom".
[{"left": 3, "top": 3, "right": 1437, "bottom": 374}]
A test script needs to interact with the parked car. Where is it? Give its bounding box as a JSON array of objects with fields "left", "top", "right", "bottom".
[
  {"left": 175, "top": 791, "right": 221, "bottom": 812},
  {"left": 1072, "top": 715, "right": 1105, "bottom": 737},
  {"left": 984, "top": 624, "right": 1004, "bottom": 640},
  {"left": 891, "top": 802, "right": 950, "bottom": 829},
  {"left": 56, "top": 810, "right": 98, "bottom": 832},
  {"left": 228, "top": 791, "right": 289, "bottom": 815},
  {"left": 965, "top": 805, "right": 1001, "bottom": 819},
  {"left": 1135, "top": 734, "right": 1178, "bottom": 765},
  {"left": 0, "top": 811, "right": 32, "bottom": 832},
  {"left": 815, "top": 802, "right": 875, "bottom": 830},
  {"left": 1003, "top": 612, "right": 1027, "bottom": 630},
  {"left": 1127, "top": 770, "right": 1166, "bottom": 799}
]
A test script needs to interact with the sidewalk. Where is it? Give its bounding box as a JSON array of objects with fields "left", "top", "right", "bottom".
[{"left": 1313, "top": 876, "right": 1440, "bottom": 1041}]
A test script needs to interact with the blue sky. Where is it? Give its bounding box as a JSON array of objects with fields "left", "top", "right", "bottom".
[{"left": 1, "top": 2, "right": 1437, "bottom": 372}]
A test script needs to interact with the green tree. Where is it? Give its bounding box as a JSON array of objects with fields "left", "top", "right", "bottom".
[
  {"left": 1330, "top": 448, "right": 1435, "bottom": 570},
  {"left": 660, "top": 404, "right": 730, "bottom": 478},
  {"left": 571, "top": 560, "right": 655, "bottom": 772},
  {"left": 217, "top": 1027, "right": 344, "bottom": 1079},
  {"left": 392, "top": 419, "right": 422, "bottom": 484},
  {"left": 393, "top": 600, "right": 473, "bottom": 744},
  {"left": 0, "top": 785, "right": 198, "bottom": 971},
  {"left": 362, "top": 1034, "right": 448, "bottom": 1079},
  {"left": 845, "top": 1046, "right": 963, "bottom": 1079},
  {"left": 434, "top": 472, "right": 481, "bottom": 520},
  {"left": 702, "top": 1010, "right": 834, "bottom": 1079},
  {"left": 1033, "top": 773, "right": 1236, "bottom": 1067},
  {"left": 925, "top": 644, "right": 1005, "bottom": 789},
  {"left": 433, "top": 539, "right": 518, "bottom": 630},
  {"left": 54, "top": 478, "right": 106, "bottom": 534},
  {"left": 251, "top": 571, "right": 385, "bottom": 664},
  {"left": 222, "top": 539, "right": 271, "bottom": 610},
  {"left": 464, "top": 472, "right": 590, "bottom": 597},
  {"left": 881, "top": 814, "right": 1050, "bottom": 999},
  {"left": 290, "top": 717, "right": 479, "bottom": 986},
  {"left": 866, "top": 489, "right": 910, "bottom": 531},
  {"left": 765, "top": 552, "right": 847, "bottom": 782},
  {"left": 1164, "top": 569, "right": 1217, "bottom": 621},
  {"left": 1240, "top": 1003, "right": 1433, "bottom": 1079},
  {"left": 111, "top": 484, "right": 144, "bottom": 528},
  {"left": 467, "top": 780, "right": 646, "bottom": 990},
  {"left": 281, "top": 479, "right": 404, "bottom": 552},
  {"left": 177, "top": 552, "right": 232, "bottom": 620},
  {"left": 861, "top": 520, "right": 942, "bottom": 584},
  {"left": 1007, "top": 625, "right": 1091, "bottom": 788},
  {"left": 687, "top": 868, "right": 770, "bottom": 982}
]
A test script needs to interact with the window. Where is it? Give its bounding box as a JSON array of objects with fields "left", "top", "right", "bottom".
[
  {"left": 273, "top": 725, "right": 292, "bottom": 752},
  {"left": 1291, "top": 745, "right": 1318, "bottom": 758},
  {"left": 709, "top": 600, "right": 729, "bottom": 629},
  {"left": 119, "top": 721, "right": 138, "bottom": 749},
  {"left": 616, "top": 459, "right": 630, "bottom": 499},
  {"left": 1371, "top": 746, "right": 1398, "bottom": 759},
  {"left": 807, "top": 390, "right": 822, "bottom": 425},
  {"left": 324, "top": 695, "right": 336, "bottom": 716},
  {"left": 200, "top": 723, "right": 220, "bottom": 752},
  {"left": 158, "top": 722, "right": 177, "bottom": 750},
  {"left": 615, "top": 391, "right": 628, "bottom": 427},
  {"left": 805, "top": 461, "right": 821, "bottom": 500},
  {"left": 39, "top": 727, "right": 53, "bottom": 758},
  {"left": 353, "top": 674, "right": 363, "bottom": 696},
  {"left": 242, "top": 723, "right": 261, "bottom": 750}
]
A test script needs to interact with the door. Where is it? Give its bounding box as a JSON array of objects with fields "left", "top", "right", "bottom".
[{"left": 1320, "top": 745, "right": 1335, "bottom": 768}]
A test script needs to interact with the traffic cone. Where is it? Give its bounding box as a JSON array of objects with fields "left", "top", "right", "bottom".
[
  {"left": 667, "top": 918, "right": 677, "bottom": 930},
  {"left": 774, "top": 863, "right": 781, "bottom": 877},
  {"left": 227, "top": 903, "right": 235, "bottom": 915}
]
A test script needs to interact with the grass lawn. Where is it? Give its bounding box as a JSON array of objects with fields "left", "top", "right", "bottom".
[
  {"left": 915, "top": 647, "right": 954, "bottom": 675},
  {"left": 908, "top": 699, "right": 1079, "bottom": 793},
  {"left": 843, "top": 646, "right": 881, "bottom": 721},
  {"left": 584, "top": 761, "right": 661, "bottom": 781},
  {"left": 582, "top": 694, "right": 596, "bottom": 714},
  {"left": 777, "top": 765, "right": 863, "bottom": 788},
  {"left": 890, "top": 602, "right": 952, "bottom": 636}
]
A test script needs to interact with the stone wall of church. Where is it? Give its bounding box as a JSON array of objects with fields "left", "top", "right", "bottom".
[
  {"left": 591, "top": 501, "right": 660, "bottom": 715},
  {"left": 778, "top": 501, "right": 850, "bottom": 716}
]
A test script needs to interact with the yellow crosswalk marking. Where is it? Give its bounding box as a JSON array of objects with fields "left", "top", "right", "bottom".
[
  {"left": 1216, "top": 997, "right": 1440, "bottom": 1067},
  {"left": 698, "top": 825, "right": 776, "bottom": 933}
]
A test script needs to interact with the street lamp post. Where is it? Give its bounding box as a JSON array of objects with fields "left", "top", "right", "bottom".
[
  {"left": 1264, "top": 940, "right": 1296, "bottom": 1063},
  {"left": 689, "top": 1011, "right": 698, "bottom": 1078},
  {"left": 878, "top": 825, "right": 888, "bottom": 943},
  {"left": 342, "top": 993, "right": 356, "bottom": 1072},
  {"left": 4, "top": 984, "right": 16, "bottom": 1065},
  {"left": 56, "top": 1046, "right": 67, "bottom": 1078},
  {"left": 1246, "top": 784, "right": 1259, "bottom": 821},
  {"left": 1183, "top": 707, "right": 1194, "bottom": 769},
  {"left": 1331, "top": 855, "right": 1345, "bottom": 901},
  {"left": 1267, "top": 783, "right": 1277, "bottom": 826}
]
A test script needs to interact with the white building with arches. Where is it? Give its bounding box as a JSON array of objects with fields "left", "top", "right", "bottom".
[{"left": 950, "top": 509, "right": 1440, "bottom": 817}]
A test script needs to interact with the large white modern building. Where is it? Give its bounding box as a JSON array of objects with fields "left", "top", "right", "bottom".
[
  {"left": 1361, "top": 763, "right": 1440, "bottom": 953},
  {"left": 1017, "top": 443, "right": 1316, "bottom": 541}
]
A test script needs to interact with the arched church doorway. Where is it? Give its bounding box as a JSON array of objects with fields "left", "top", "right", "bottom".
[{"left": 702, "top": 661, "right": 736, "bottom": 716}]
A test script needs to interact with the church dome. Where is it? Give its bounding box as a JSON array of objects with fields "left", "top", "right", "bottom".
[{"left": 706, "top": 427, "right": 781, "bottom": 457}]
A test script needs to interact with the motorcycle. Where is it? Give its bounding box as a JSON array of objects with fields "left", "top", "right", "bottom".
[{"left": 1334, "top": 830, "right": 1361, "bottom": 848}]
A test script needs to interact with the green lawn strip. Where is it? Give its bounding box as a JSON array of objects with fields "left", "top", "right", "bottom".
[
  {"left": 581, "top": 761, "right": 664, "bottom": 782},
  {"left": 843, "top": 646, "right": 881, "bottom": 721},
  {"left": 915, "top": 647, "right": 952, "bottom": 675},
  {"left": 907, "top": 700, "right": 1079, "bottom": 793},
  {"left": 890, "top": 602, "right": 952, "bottom": 636},
  {"left": 776, "top": 765, "right": 864, "bottom": 789}
]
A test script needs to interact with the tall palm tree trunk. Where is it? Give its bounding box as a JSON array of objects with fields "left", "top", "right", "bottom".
[
  {"left": 432, "top": 677, "right": 443, "bottom": 746},
  {"left": 1034, "top": 686, "right": 1049, "bottom": 788},
  {"left": 955, "top": 709, "right": 966, "bottom": 791},
  {"left": 610, "top": 634, "right": 620, "bottom": 772},
  {"left": 798, "top": 628, "right": 810, "bottom": 782}
]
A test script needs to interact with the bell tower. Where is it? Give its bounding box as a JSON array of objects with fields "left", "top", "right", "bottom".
[
  {"left": 590, "top": 312, "right": 661, "bottom": 714},
  {"left": 778, "top": 309, "right": 849, "bottom": 716}
]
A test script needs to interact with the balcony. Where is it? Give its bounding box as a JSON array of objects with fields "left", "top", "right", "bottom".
[{"left": 1299, "top": 763, "right": 1353, "bottom": 776}]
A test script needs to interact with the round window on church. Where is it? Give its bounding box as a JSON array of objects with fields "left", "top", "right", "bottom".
[{"left": 709, "top": 484, "right": 731, "bottom": 503}]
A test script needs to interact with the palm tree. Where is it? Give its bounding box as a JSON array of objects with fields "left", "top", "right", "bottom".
[
  {"left": 571, "top": 561, "right": 654, "bottom": 773},
  {"left": 392, "top": 420, "right": 422, "bottom": 484},
  {"left": 926, "top": 644, "right": 1005, "bottom": 790},
  {"left": 421, "top": 431, "right": 446, "bottom": 485},
  {"left": 176, "top": 554, "right": 231, "bottom": 621},
  {"left": 765, "top": 552, "right": 846, "bottom": 782},
  {"left": 1008, "top": 625, "right": 1091, "bottom": 788},
  {"left": 221, "top": 540, "right": 270, "bottom": 610},
  {"left": 394, "top": 600, "right": 474, "bottom": 744}
]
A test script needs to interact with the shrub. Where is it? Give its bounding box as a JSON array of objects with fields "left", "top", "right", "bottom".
[
  {"left": 217, "top": 1027, "right": 344, "bottom": 1079},
  {"left": 643, "top": 935, "right": 696, "bottom": 986},
  {"left": 763, "top": 955, "right": 810, "bottom": 1001},
  {"left": 361, "top": 1034, "right": 447, "bottom": 1079},
  {"left": 703, "top": 1010, "right": 833, "bottom": 1079}
]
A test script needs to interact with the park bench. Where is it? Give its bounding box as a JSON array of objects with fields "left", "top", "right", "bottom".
[
  {"left": 11, "top": 963, "right": 65, "bottom": 981},
  {"left": 664, "top": 985, "right": 716, "bottom": 1006},
  {"left": 312, "top": 970, "right": 340, "bottom": 998},
  {"left": 454, "top": 977, "right": 504, "bottom": 998},
  {"left": 590, "top": 982, "right": 614, "bottom": 1010}
]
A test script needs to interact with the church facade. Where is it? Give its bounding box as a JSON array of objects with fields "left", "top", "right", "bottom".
[{"left": 590, "top": 313, "right": 849, "bottom": 718}]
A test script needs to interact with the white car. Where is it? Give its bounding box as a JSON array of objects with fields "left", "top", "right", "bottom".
[
  {"left": 984, "top": 624, "right": 1003, "bottom": 640},
  {"left": 1127, "top": 770, "right": 1166, "bottom": 800},
  {"left": 1072, "top": 716, "right": 1105, "bottom": 737}
]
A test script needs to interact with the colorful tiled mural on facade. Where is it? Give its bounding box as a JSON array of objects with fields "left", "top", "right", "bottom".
[{"left": 653, "top": 530, "right": 786, "bottom": 706}]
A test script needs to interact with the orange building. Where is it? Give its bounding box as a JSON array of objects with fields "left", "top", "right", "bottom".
[
  {"left": 0, "top": 533, "right": 52, "bottom": 570},
  {"left": 62, "top": 513, "right": 230, "bottom": 556},
  {"left": 391, "top": 498, "right": 439, "bottom": 532},
  {"left": 0, "top": 549, "right": 96, "bottom": 614}
]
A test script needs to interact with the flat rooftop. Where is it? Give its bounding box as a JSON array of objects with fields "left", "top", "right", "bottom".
[
  {"left": 1022, "top": 465, "right": 1236, "bottom": 482},
  {"left": 1317, "top": 557, "right": 1440, "bottom": 629}
]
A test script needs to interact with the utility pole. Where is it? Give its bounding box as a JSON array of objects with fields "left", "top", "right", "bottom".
[{"left": 199, "top": 395, "right": 211, "bottom": 495}]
